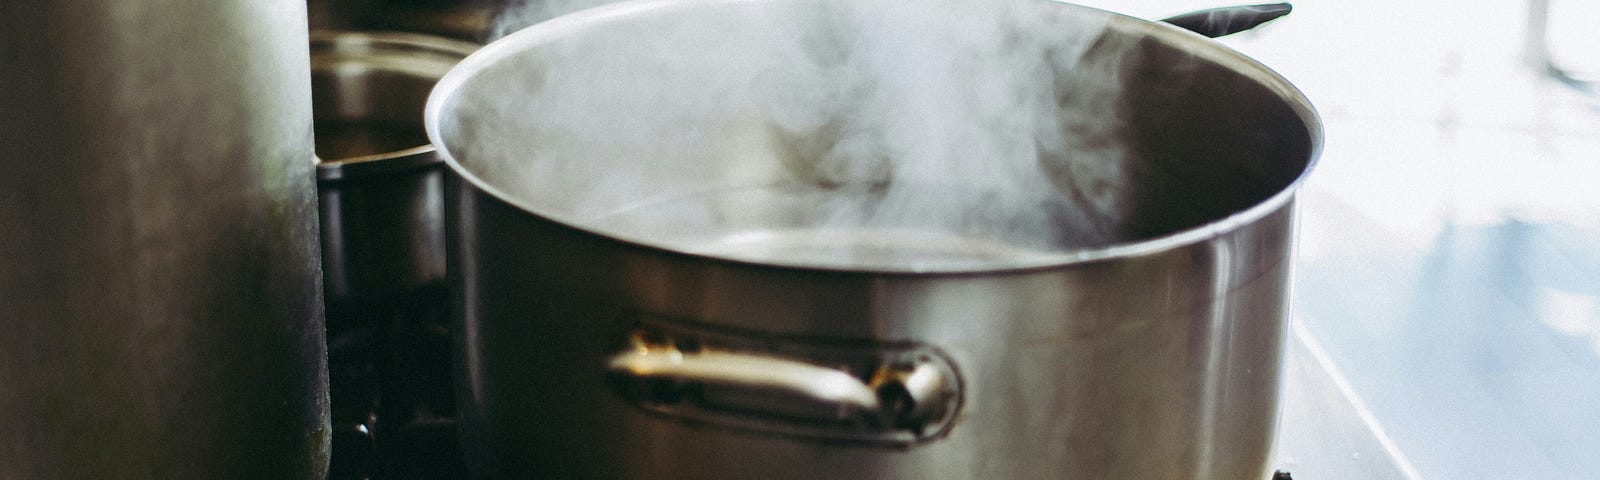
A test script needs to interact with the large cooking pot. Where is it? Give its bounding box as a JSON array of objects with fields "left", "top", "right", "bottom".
[{"left": 426, "top": 0, "right": 1320, "bottom": 478}]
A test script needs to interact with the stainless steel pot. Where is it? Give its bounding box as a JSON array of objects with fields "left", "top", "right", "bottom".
[
  {"left": 0, "top": 2, "right": 328, "bottom": 478},
  {"left": 427, "top": 0, "right": 1321, "bottom": 478},
  {"left": 315, "top": 31, "right": 476, "bottom": 317},
  {"left": 309, "top": 30, "right": 477, "bottom": 479}
]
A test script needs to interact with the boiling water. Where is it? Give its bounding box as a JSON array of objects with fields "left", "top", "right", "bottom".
[
  {"left": 686, "top": 227, "right": 1063, "bottom": 271},
  {"left": 457, "top": 0, "right": 1144, "bottom": 272},
  {"left": 589, "top": 182, "right": 1130, "bottom": 271}
]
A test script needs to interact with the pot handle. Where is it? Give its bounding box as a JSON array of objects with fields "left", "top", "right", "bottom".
[
  {"left": 605, "top": 329, "right": 959, "bottom": 444},
  {"left": 1159, "top": 3, "right": 1293, "bottom": 38},
  {"left": 607, "top": 346, "right": 883, "bottom": 415}
]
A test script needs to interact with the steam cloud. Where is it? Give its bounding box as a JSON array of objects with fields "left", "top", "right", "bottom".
[{"left": 449, "top": 0, "right": 1142, "bottom": 270}]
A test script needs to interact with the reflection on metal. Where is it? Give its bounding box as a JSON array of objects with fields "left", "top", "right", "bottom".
[
  {"left": 310, "top": 30, "right": 478, "bottom": 480},
  {"left": 605, "top": 324, "right": 962, "bottom": 446},
  {"left": 0, "top": 1, "right": 329, "bottom": 478},
  {"left": 309, "top": 0, "right": 499, "bottom": 41},
  {"left": 433, "top": 0, "right": 1318, "bottom": 476}
]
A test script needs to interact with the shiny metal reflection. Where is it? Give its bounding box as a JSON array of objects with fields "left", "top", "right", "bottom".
[
  {"left": 1, "top": 2, "right": 329, "bottom": 478},
  {"left": 428, "top": 0, "right": 1321, "bottom": 478},
  {"left": 310, "top": 30, "right": 477, "bottom": 480}
]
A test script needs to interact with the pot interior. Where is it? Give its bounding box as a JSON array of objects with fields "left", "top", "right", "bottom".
[
  {"left": 313, "top": 31, "right": 478, "bottom": 162},
  {"left": 430, "top": 0, "right": 1318, "bottom": 271}
]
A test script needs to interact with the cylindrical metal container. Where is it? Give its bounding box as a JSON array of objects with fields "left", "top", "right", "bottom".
[
  {"left": 309, "top": 31, "right": 477, "bottom": 480},
  {"left": 315, "top": 32, "right": 476, "bottom": 305},
  {"left": 0, "top": 2, "right": 329, "bottom": 479},
  {"left": 428, "top": 0, "right": 1321, "bottom": 478}
]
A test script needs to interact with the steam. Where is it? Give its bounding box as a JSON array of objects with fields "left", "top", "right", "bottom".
[
  {"left": 485, "top": 0, "right": 624, "bottom": 40},
  {"left": 451, "top": 0, "right": 1142, "bottom": 270}
]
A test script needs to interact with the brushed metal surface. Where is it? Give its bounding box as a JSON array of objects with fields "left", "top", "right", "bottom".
[
  {"left": 314, "top": 31, "right": 476, "bottom": 304},
  {"left": 449, "top": 186, "right": 1299, "bottom": 479},
  {"left": 430, "top": 0, "right": 1319, "bottom": 478},
  {"left": 309, "top": 0, "right": 499, "bottom": 42},
  {"left": 309, "top": 31, "right": 476, "bottom": 480},
  {"left": 0, "top": 2, "right": 329, "bottom": 478}
]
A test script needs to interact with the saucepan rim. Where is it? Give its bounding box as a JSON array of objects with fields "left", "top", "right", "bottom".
[{"left": 424, "top": 0, "right": 1324, "bottom": 275}]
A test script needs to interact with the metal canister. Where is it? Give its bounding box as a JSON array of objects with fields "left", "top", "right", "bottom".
[
  {"left": 0, "top": 2, "right": 329, "bottom": 478},
  {"left": 310, "top": 31, "right": 477, "bottom": 479}
]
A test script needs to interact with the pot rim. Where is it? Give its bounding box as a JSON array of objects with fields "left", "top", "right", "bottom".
[
  {"left": 309, "top": 30, "right": 482, "bottom": 63},
  {"left": 313, "top": 30, "right": 478, "bottom": 180},
  {"left": 424, "top": 0, "right": 1325, "bottom": 275}
]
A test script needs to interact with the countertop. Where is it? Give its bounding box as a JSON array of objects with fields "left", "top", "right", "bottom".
[{"left": 1079, "top": 0, "right": 1600, "bottom": 477}]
